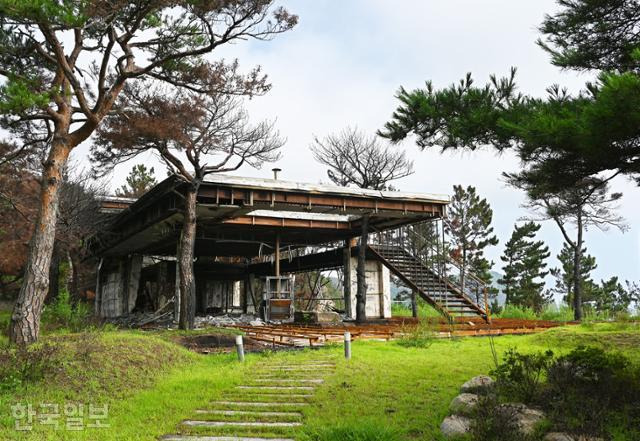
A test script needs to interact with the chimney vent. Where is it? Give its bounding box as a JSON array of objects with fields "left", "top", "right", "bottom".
[{"left": 272, "top": 168, "right": 282, "bottom": 180}]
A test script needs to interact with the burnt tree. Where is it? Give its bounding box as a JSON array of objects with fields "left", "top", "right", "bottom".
[
  {"left": 93, "top": 85, "right": 283, "bottom": 329},
  {"left": 0, "top": 0, "right": 296, "bottom": 344}
]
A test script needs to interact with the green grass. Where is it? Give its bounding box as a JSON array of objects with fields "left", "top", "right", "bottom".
[
  {"left": 0, "top": 323, "right": 638, "bottom": 440},
  {"left": 0, "top": 331, "right": 249, "bottom": 440},
  {"left": 298, "top": 324, "right": 640, "bottom": 441},
  {"left": 391, "top": 300, "right": 441, "bottom": 318}
]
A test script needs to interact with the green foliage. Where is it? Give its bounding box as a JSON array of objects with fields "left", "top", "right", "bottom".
[
  {"left": 499, "top": 222, "right": 551, "bottom": 311},
  {"left": 492, "top": 347, "right": 554, "bottom": 403},
  {"left": 0, "top": 0, "right": 88, "bottom": 27},
  {"left": 115, "top": 163, "right": 158, "bottom": 198},
  {"left": 0, "top": 341, "right": 60, "bottom": 392},
  {"left": 550, "top": 242, "right": 598, "bottom": 305},
  {"left": 498, "top": 304, "right": 538, "bottom": 321},
  {"left": 0, "top": 77, "right": 51, "bottom": 113},
  {"left": 470, "top": 395, "right": 536, "bottom": 441},
  {"left": 42, "top": 290, "right": 91, "bottom": 332},
  {"left": 445, "top": 185, "right": 499, "bottom": 302},
  {"left": 396, "top": 318, "right": 436, "bottom": 348},
  {"left": 545, "top": 346, "right": 640, "bottom": 436},
  {"left": 539, "top": 304, "right": 574, "bottom": 322},
  {"left": 538, "top": 0, "right": 640, "bottom": 72}
]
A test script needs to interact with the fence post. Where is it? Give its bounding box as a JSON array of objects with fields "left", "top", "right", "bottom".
[
  {"left": 235, "top": 334, "right": 245, "bottom": 362},
  {"left": 344, "top": 331, "right": 351, "bottom": 360}
]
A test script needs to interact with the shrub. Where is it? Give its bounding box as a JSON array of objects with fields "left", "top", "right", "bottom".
[
  {"left": 470, "top": 395, "right": 536, "bottom": 441},
  {"left": 0, "top": 342, "right": 60, "bottom": 392},
  {"left": 491, "top": 348, "right": 554, "bottom": 404},
  {"left": 397, "top": 318, "right": 436, "bottom": 348},
  {"left": 42, "top": 290, "right": 91, "bottom": 332},
  {"left": 498, "top": 305, "right": 538, "bottom": 320},
  {"left": 545, "top": 346, "right": 640, "bottom": 436}
]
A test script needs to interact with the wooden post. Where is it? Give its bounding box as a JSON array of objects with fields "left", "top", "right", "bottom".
[{"left": 484, "top": 286, "right": 491, "bottom": 323}]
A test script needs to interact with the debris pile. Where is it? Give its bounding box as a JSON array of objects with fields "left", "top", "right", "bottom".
[{"left": 195, "top": 314, "right": 265, "bottom": 328}]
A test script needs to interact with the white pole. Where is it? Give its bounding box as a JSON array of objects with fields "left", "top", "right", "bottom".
[
  {"left": 344, "top": 331, "right": 352, "bottom": 360},
  {"left": 235, "top": 335, "right": 245, "bottom": 362}
]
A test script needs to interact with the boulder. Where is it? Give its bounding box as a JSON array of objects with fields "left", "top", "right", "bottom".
[
  {"left": 460, "top": 375, "right": 495, "bottom": 393},
  {"left": 440, "top": 415, "right": 471, "bottom": 438},
  {"left": 449, "top": 393, "right": 479, "bottom": 416},
  {"left": 500, "top": 403, "right": 545, "bottom": 435},
  {"left": 544, "top": 433, "right": 575, "bottom": 441}
]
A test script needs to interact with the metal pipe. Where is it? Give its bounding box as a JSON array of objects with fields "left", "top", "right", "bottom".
[
  {"left": 344, "top": 331, "right": 352, "bottom": 360},
  {"left": 235, "top": 335, "right": 245, "bottom": 362}
]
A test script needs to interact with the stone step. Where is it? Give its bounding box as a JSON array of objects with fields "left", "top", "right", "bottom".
[
  {"left": 236, "top": 386, "right": 314, "bottom": 391},
  {"left": 195, "top": 410, "right": 302, "bottom": 417},
  {"left": 182, "top": 420, "right": 302, "bottom": 428},
  {"left": 264, "top": 363, "right": 336, "bottom": 368},
  {"left": 161, "top": 436, "right": 295, "bottom": 441},
  {"left": 226, "top": 393, "right": 313, "bottom": 400},
  {"left": 211, "top": 401, "right": 309, "bottom": 407},
  {"left": 253, "top": 379, "right": 324, "bottom": 383}
]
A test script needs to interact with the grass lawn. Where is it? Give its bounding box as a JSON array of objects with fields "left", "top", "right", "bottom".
[{"left": 0, "top": 322, "right": 638, "bottom": 440}]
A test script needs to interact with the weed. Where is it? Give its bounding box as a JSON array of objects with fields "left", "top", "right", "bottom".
[
  {"left": 0, "top": 341, "right": 60, "bottom": 392},
  {"left": 396, "top": 318, "right": 436, "bottom": 348},
  {"left": 42, "top": 290, "right": 91, "bottom": 332}
]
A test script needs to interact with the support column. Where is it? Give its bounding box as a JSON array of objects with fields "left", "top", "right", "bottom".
[
  {"left": 356, "top": 214, "right": 370, "bottom": 323},
  {"left": 343, "top": 238, "right": 356, "bottom": 319}
]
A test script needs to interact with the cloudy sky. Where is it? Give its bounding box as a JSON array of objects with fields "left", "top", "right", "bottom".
[{"left": 74, "top": 0, "right": 640, "bottom": 288}]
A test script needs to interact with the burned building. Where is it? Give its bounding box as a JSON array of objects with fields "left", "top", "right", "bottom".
[{"left": 92, "top": 174, "right": 490, "bottom": 323}]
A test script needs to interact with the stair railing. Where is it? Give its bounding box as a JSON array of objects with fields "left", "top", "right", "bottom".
[{"left": 370, "top": 222, "right": 489, "bottom": 318}]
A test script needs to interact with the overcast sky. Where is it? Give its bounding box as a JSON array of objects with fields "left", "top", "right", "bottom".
[{"left": 73, "top": 0, "right": 640, "bottom": 289}]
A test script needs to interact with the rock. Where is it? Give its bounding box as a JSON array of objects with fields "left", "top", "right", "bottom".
[
  {"left": 544, "top": 433, "right": 575, "bottom": 441},
  {"left": 500, "top": 403, "right": 545, "bottom": 435},
  {"left": 449, "top": 393, "right": 479, "bottom": 416},
  {"left": 460, "top": 375, "right": 495, "bottom": 393},
  {"left": 440, "top": 415, "right": 471, "bottom": 438}
]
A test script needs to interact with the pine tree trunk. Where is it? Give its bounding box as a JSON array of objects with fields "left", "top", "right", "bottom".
[
  {"left": 9, "top": 138, "right": 71, "bottom": 345},
  {"left": 47, "top": 246, "right": 61, "bottom": 303},
  {"left": 178, "top": 185, "right": 198, "bottom": 330},
  {"left": 573, "top": 212, "right": 584, "bottom": 321},
  {"left": 356, "top": 215, "right": 369, "bottom": 323}
]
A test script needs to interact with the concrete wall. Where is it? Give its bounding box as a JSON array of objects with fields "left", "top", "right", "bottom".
[
  {"left": 344, "top": 257, "right": 391, "bottom": 320},
  {"left": 97, "top": 255, "right": 142, "bottom": 318}
]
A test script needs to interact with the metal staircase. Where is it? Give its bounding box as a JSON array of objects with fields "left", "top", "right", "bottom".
[{"left": 369, "top": 224, "right": 490, "bottom": 322}]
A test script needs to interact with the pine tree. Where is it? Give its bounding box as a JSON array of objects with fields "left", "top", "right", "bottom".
[
  {"left": 499, "top": 222, "right": 551, "bottom": 312},
  {"left": 551, "top": 242, "right": 597, "bottom": 308},
  {"left": 445, "top": 185, "right": 499, "bottom": 299},
  {"left": 115, "top": 164, "right": 158, "bottom": 198}
]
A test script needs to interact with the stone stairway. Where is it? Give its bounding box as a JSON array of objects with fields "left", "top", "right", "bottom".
[{"left": 160, "top": 355, "right": 337, "bottom": 441}]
